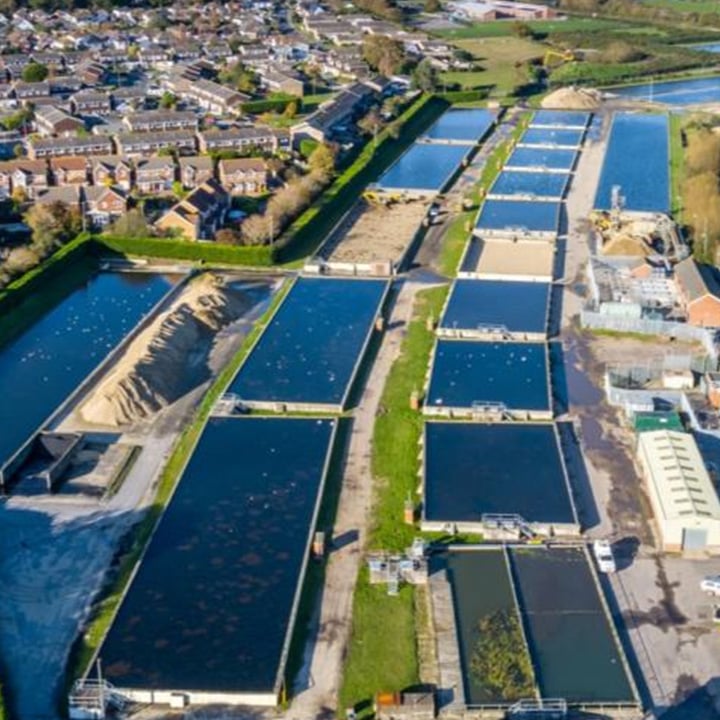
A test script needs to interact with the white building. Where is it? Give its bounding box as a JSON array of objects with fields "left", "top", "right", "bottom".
[{"left": 637, "top": 430, "right": 720, "bottom": 553}]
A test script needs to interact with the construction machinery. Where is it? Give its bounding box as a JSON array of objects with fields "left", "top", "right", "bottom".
[{"left": 543, "top": 48, "right": 581, "bottom": 68}]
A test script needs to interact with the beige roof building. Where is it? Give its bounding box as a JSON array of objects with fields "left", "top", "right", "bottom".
[{"left": 637, "top": 430, "right": 720, "bottom": 553}]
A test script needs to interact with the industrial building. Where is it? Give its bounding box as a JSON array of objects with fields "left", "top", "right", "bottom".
[{"left": 636, "top": 430, "right": 720, "bottom": 553}]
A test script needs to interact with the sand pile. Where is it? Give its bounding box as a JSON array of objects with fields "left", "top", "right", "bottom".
[
  {"left": 541, "top": 86, "right": 601, "bottom": 110},
  {"left": 81, "top": 273, "right": 251, "bottom": 427}
]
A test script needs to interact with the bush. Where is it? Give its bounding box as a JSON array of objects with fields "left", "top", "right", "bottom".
[
  {"left": 241, "top": 97, "right": 303, "bottom": 115},
  {"left": 97, "top": 235, "right": 275, "bottom": 266},
  {"left": 438, "top": 89, "right": 489, "bottom": 103}
]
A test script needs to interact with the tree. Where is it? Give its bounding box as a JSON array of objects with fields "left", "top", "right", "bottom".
[
  {"left": 283, "top": 100, "right": 298, "bottom": 119},
  {"left": 424, "top": 0, "right": 441, "bottom": 11},
  {"left": 308, "top": 143, "right": 336, "bottom": 180},
  {"left": 25, "top": 201, "right": 80, "bottom": 254},
  {"left": 159, "top": 91, "right": 177, "bottom": 110},
  {"left": 412, "top": 59, "right": 439, "bottom": 93},
  {"left": 358, "top": 107, "right": 383, "bottom": 146},
  {"left": 219, "top": 61, "right": 258, "bottom": 94},
  {"left": 108, "top": 208, "right": 149, "bottom": 238},
  {"left": 21, "top": 62, "right": 48, "bottom": 83},
  {"left": 171, "top": 181, "right": 186, "bottom": 199},
  {"left": 510, "top": 21, "right": 534, "bottom": 38},
  {"left": 1, "top": 107, "right": 32, "bottom": 132},
  {"left": 215, "top": 227, "right": 243, "bottom": 245},
  {"left": 362, "top": 36, "right": 406, "bottom": 77}
]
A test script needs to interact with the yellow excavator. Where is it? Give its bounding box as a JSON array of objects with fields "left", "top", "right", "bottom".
[
  {"left": 363, "top": 190, "right": 406, "bottom": 205},
  {"left": 543, "top": 48, "right": 582, "bottom": 68}
]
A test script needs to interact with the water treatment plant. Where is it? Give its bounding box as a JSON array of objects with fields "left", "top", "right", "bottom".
[{"left": 2, "top": 75, "right": 720, "bottom": 720}]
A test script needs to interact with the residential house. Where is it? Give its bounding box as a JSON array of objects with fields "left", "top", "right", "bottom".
[
  {"left": 14, "top": 81, "right": 51, "bottom": 103},
  {"left": 91, "top": 155, "right": 133, "bottom": 191},
  {"left": 218, "top": 157, "right": 268, "bottom": 195},
  {"left": 0, "top": 159, "right": 49, "bottom": 199},
  {"left": 35, "top": 184, "right": 81, "bottom": 210},
  {"left": 123, "top": 111, "right": 199, "bottom": 134},
  {"left": 34, "top": 105, "right": 85, "bottom": 137},
  {"left": 260, "top": 68, "right": 305, "bottom": 97},
  {"left": 674, "top": 257, "right": 720, "bottom": 327},
  {"left": 71, "top": 90, "right": 112, "bottom": 117},
  {"left": 50, "top": 156, "right": 88, "bottom": 185},
  {"left": 197, "top": 126, "right": 284, "bottom": 154},
  {"left": 115, "top": 131, "right": 197, "bottom": 157},
  {"left": 155, "top": 178, "right": 230, "bottom": 240},
  {"left": 135, "top": 156, "right": 176, "bottom": 194},
  {"left": 28, "top": 135, "right": 114, "bottom": 160},
  {"left": 174, "top": 79, "right": 247, "bottom": 116},
  {"left": 83, "top": 185, "right": 127, "bottom": 228},
  {"left": 178, "top": 155, "right": 214, "bottom": 189}
]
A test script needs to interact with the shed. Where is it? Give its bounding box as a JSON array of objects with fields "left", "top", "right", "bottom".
[{"left": 636, "top": 430, "right": 720, "bottom": 553}]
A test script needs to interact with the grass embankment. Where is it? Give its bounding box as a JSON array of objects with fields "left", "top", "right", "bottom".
[
  {"left": 277, "top": 94, "right": 448, "bottom": 264},
  {"left": 438, "top": 112, "right": 532, "bottom": 277},
  {"left": 434, "top": 17, "right": 634, "bottom": 40},
  {"left": 65, "top": 277, "right": 293, "bottom": 692},
  {"left": 669, "top": 112, "right": 685, "bottom": 220},
  {"left": 339, "top": 286, "right": 448, "bottom": 719}
]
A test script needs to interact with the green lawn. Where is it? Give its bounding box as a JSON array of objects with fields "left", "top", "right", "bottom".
[
  {"left": 434, "top": 16, "right": 635, "bottom": 39},
  {"left": 339, "top": 286, "right": 448, "bottom": 718},
  {"left": 642, "top": 0, "right": 720, "bottom": 12},
  {"left": 669, "top": 112, "right": 685, "bottom": 222}
]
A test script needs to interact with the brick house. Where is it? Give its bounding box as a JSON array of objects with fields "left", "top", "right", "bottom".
[
  {"left": 50, "top": 156, "right": 88, "bottom": 186},
  {"left": 674, "top": 257, "right": 720, "bottom": 327},
  {"left": 217, "top": 158, "right": 268, "bottom": 195},
  {"left": 35, "top": 185, "right": 82, "bottom": 211},
  {"left": 91, "top": 156, "right": 133, "bottom": 191},
  {"left": 0, "top": 159, "right": 49, "bottom": 199},
  {"left": 155, "top": 179, "right": 230, "bottom": 240},
  {"left": 116, "top": 131, "right": 197, "bottom": 157},
  {"left": 28, "top": 135, "right": 114, "bottom": 160},
  {"left": 34, "top": 105, "right": 85, "bottom": 137},
  {"left": 83, "top": 186, "right": 127, "bottom": 228},
  {"left": 178, "top": 156, "right": 214, "bottom": 190},
  {"left": 135, "top": 156, "right": 176, "bottom": 195}
]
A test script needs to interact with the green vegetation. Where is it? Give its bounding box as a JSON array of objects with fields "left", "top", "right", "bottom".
[
  {"left": 434, "top": 17, "right": 633, "bottom": 39},
  {"left": 669, "top": 112, "right": 685, "bottom": 219},
  {"left": 97, "top": 234, "right": 275, "bottom": 266},
  {"left": 340, "top": 287, "right": 448, "bottom": 717},
  {"left": 277, "top": 94, "right": 448, "bottom": 263},
  {"left": 470, "top": 610, "right": 535, "bottom": 700},
  {"left": 65, "top": 277, "right": 293, "bottom": 694},
  {"left": 678, "top": 117, "right": 720, "bottom": 262},
  {"left": 370, "top": 286, "right": 449, "bottom": 551}
]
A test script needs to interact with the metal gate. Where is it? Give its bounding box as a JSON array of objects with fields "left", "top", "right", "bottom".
[{"left": 683, "top": 527, "right": 708, "bottom": 551}]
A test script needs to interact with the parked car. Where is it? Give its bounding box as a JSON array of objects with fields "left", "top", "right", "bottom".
[
  {"left": 701, "top": 575, "right": 720, "bottom": 596},
  {"left": 593, "top": 539, "right": 616, "bottom": 573}
]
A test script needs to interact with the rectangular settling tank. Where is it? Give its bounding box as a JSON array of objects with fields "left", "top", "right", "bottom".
[
  {"left": 422, "top": 108, "right": 496, "bottom": 145},
  {"left": 374, "top": 142, "right": 469, "bottom": 195},
  {"left": 460, "top": 237, "right": 556, "bottom": 281},
  {"left": 425, "top": 339, "right": 551, "bottom": 418},
  {"left": 594, "top": 112, "right": 669, "bottom": 213},
  {"left": 509, "top": 546, "right": 637, "bottom": 705},
  {"left": 519, "top": 127, "right": 585, "bottom": 149},
  {"left": 423, "top": 423, "right": 576, "bottom": 531},
  {"left": 437, "top": 549, "right": 517, "bottom": 706},
  {"left": 439, "top": 278, "right": 550, "bottom": 339},
  {"left": 488, "top": 171, "right": 570, "bottom": 201},
  {"left": 505, "top": 146, "right": 577, "bottom": 173},
  {"left": 98, "top": 416, "right": 336, "bottom": 706},
  {"left": 0, "top": 271, "right": 176, "bottom": 467},
  {"left": 474, "top": 199, "right": 561, "bottom": 238},
  {"left": 531, "top": 110, "right": 591, "bottom": 129},
  {"left": 229, "top": 277, "right": 387, "bottom": 410}
]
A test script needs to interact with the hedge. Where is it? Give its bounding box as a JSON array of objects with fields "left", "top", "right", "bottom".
[
  {"left": 241, "top": 97, "right": 302, "bottom": 115},
  {"left": 438, "top": 89, "right": 489, "bottom": 103},
  {"left": 277, "top": 93, "right": 449, "bottom": 263},
  {"left": 96, "top": 235, "right": 275, "bottom": 266}
]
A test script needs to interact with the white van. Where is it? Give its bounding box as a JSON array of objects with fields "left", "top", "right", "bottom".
[{"left": 593, "top": 539, "right": 616, "bottom": 573}]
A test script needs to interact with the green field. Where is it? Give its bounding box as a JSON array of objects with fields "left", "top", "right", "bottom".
[
  {"left": 440, "top": 36, "right": 542, "bottom": 96},
  {"left": 434, "top": 16, "right": 635, "bottom": 39},
  {"left": 642, "top": 0, "right": 720, "bottom": 12}
]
